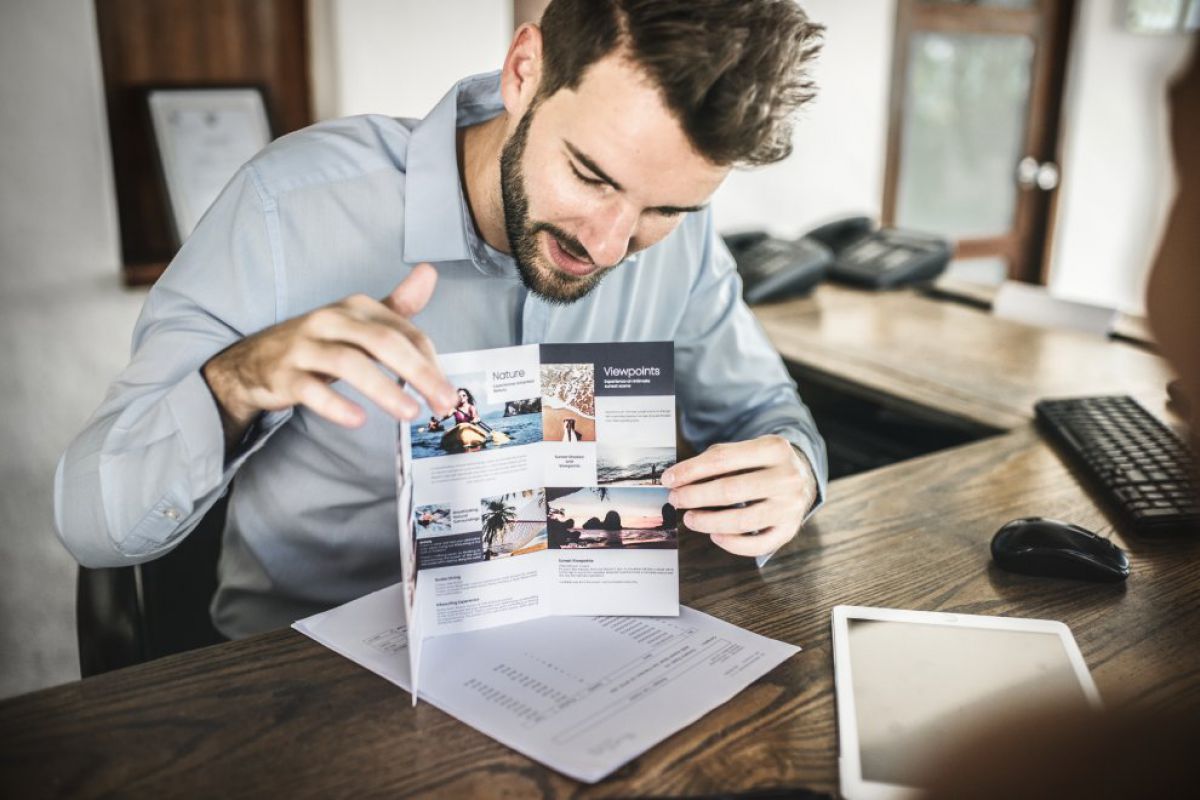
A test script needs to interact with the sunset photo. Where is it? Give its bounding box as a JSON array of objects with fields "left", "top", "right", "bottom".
[{"left": 547, "top": 486, "right": 677, "bottom": 550}]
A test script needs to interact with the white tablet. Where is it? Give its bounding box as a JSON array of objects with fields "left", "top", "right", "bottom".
[{"left": 831, "top": 605, "right": 1102, "bottom": 800}]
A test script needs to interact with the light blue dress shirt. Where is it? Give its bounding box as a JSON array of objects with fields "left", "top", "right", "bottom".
[{"left": 54, "top": 72, "right": 827, "bottom": 637}]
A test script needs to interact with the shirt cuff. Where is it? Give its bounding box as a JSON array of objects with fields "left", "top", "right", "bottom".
[
  {"left": 771, "top": 430, "right": 828, "bottom": 519},
  {"left": 228, "top": 408, "right": 292, "bottom": 468}
]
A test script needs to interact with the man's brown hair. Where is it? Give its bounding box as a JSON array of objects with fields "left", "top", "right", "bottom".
[{"left": 537, "top": 0, "right": 824, "bottom": 167}]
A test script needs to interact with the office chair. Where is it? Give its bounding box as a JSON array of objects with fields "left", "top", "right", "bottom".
[{"left": 76, "top": 492, "right": 229, "bottom": 678}]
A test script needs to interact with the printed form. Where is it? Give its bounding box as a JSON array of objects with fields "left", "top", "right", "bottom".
[{"left": 294, "top": 583, "right": 800, "bottom": 783}]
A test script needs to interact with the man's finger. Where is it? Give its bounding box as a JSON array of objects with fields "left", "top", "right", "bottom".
[
  {"left": 384, "top": 262, "right": 439, "bottom": 317},
  {"left": 293, "top": 375, "right": 367, "bottom": 428},
  {"left": 683, "top": 498, "right": 781, "bottom": 535},
  {"left": 390, "top": 315, "right": 439, "bottom": 363},
  {"left": 712, "top": 527, "right": 792, "bottom": 557},
  {"left": 297, "top": 342, "right": 422, "bottom": 420},
  {"left": 668, "top": 466, "right": 789, "bottom": 510},
  {"left": 317, "top": 311, "right": 456, "bottom": 413},
  {"left": 662, "top": 440, "right": 776, "bottom": 488}
]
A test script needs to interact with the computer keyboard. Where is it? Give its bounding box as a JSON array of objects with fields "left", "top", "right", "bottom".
[{"left": 1035, "top": 395, "right": 1199, "bottom": 536}]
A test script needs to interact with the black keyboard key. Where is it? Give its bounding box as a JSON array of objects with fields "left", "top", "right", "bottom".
[{"left": 1139, "top": 507, "right": 1182, "bottom": 519}]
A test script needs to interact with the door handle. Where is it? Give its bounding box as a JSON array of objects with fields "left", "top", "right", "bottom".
[{"left": 1017, "top": 156, "right": 1060, "bottom": 191}]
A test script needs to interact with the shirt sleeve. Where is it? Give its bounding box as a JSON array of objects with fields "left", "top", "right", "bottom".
[
  {"left": 54, "top": 165, "right": 293, "bottom": 568},
  {"left": 674, "top": 209, "right": 830, "bottom": 529}
]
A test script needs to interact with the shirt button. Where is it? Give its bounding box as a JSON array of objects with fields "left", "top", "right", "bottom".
[{"left": 162, "top": 507, "right": 181, "bottom": 521}]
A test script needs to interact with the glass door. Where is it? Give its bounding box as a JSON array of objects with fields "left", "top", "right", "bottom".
[{"left": 882, "top": 0, "right": 1075, "bottom": 283}]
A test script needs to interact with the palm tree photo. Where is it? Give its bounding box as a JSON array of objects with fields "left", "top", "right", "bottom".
[{"left": 481, "top": 497, "right": 517, "bottom": 558}]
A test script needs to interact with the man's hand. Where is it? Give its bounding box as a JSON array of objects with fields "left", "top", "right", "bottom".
[
  {"left": 662, "top": 435, "right": 817, "bottom": 557},
  {"left": 203, "top": 263, "right": 458, "bottom": 451}
]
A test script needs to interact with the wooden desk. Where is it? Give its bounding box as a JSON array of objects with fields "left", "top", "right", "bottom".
[
  {"left": 2, "top": 287, "right": 1195, "bottom": 798},
  {"left": 754, "top": 285, "right": 1173, "bottom": 430}
]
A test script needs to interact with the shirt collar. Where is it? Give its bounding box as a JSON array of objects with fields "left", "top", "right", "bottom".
[{"left": 403, "top": 71, "right": 515, "bottom": 277}]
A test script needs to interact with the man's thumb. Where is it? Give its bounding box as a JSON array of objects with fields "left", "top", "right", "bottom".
[{"left": 384, "top": 262, "right": 438, "bottom": 317}]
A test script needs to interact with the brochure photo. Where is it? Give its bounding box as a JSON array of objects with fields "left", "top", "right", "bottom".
[{"left": 395, "top": 341, "right": 678, "bottom": 697}]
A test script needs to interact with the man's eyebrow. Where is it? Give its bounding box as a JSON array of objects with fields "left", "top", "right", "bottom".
[
  {"left": 564, "top": 140, "right": 707, "bottom": 216},
  {"left": 564, "top": 141, "right": 623, "bottom": 191}
]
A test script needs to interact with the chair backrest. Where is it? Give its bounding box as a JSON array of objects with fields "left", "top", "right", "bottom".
[{"left": 76, "top": 493, "right": 229, "bottom": 677}]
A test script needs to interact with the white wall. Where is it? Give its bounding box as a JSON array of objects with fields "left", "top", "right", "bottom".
[
  {"left": 0, "top": 0, "right": 143, "bottom": 699},
  {"left": 711, "top": 0, "right": 897, "bottom": 237},
  {"left": 1046, "top": 0, "right": 1195, "bottom": 313},
  {"left": 0, "top": 0, "right": 119, "bottom": 280},
  {"left": 308, "top": 0, "right": 513, "bottom": 121}
]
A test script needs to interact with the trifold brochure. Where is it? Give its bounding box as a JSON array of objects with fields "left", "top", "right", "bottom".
[
  {"left": 293, "top": 583, "right": 801, "bottom": 784},
  {"left": 396, "top": 341, "right": 679, "bottom": 699}
]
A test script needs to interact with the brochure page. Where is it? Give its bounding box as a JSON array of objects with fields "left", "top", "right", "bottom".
[
  {"left": 396, "top": 341, "right": 679, "bottom": 690},
  {"left": 541, "top": 342, "right": 678, "bottom": 616}
]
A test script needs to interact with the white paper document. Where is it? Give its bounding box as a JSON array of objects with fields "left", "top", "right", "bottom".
[
  {"left": 397, "top": 342, "right": 681, "bottom": 697},
  {"left": 992, "top": 280, "right": 1117, "bottom": 336},
  {"left": 293, "top": 583, "right": 800, "bottom": 784}
]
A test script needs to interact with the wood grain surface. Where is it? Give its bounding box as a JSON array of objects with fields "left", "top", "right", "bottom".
[
  {"left": 754, "top": 285, "right": 1174, "bottom": 430},
  {"left": 4, "top": 426, "right": 1199, "bottom": 798},
  {"left": 2, "top": 289, "right": 1188, "bottom": 797}
]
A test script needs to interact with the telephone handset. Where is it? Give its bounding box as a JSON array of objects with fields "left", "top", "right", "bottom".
[
  {"left": 804, "top": 215, "right": 876, "bottom": 253},
  {"left": 813, "top": 217, "right": 952, "bottom": 290}
]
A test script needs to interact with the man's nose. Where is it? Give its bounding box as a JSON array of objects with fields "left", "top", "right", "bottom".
[{"left": 579, "top": 199, "right": 638, "bottom": 268}]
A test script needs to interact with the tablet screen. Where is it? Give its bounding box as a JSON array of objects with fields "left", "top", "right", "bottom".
[{"left": 847, "top": 619, "right": 1093, "bottom": 787}]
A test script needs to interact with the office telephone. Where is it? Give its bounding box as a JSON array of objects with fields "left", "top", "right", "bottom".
[
  {"left": 723, "top": 231, "right": 833, "bottom": 304},
  {"left": 724, "top": 216, "right": 952, "bottom": 303}
]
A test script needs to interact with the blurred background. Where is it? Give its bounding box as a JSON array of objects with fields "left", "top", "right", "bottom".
[{"left": 0, "top": 0, "right": 1193, "bottom": 699}]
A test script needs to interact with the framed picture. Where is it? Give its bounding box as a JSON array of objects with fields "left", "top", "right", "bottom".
[{"left": 145, "top": 86, "right": 274, "bottom": 245}]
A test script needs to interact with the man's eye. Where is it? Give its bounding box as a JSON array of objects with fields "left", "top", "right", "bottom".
[{"left": 570, "top": 164, "right": 605, "bottom": 187}]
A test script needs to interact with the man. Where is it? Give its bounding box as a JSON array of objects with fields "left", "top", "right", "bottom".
[{"left": 55, "top": 0, "right": 828, "bottom": 637}]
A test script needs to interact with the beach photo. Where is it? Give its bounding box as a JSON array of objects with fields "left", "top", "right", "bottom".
[
  {"left": 541, "top": 362, "right": 596, "bottom": 442},
  {"left": 409, "top": 370, "right": 542, "bottom": 459},
  {"left": 480, "top": 488, "right": 548, "bottom": 560},
  {"left": 547, "top": 487, "right": 678, "bottom": 549},
  {"left": 596, "top": 445, "right": 676, "bottom": 486},
  {"left": 412, "top": 503, "right": 452, "bottom": 538}
]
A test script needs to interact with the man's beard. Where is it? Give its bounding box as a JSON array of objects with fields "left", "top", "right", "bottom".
[{"left": 499, "top": 107, "right": 614, "bottom": 305}]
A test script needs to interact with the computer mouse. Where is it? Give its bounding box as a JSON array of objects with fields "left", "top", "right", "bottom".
[{"left": 991, "top": 517, "right": 1129, "bottom": 582}]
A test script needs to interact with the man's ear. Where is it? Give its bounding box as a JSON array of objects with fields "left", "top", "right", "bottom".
[{"left": 500, "top": 23, "right": 544, "bottom": 116}]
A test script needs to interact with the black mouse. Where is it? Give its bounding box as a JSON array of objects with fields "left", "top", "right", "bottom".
[{"left": 991, "top": 517, "right": 1129, "bottom": 582}]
